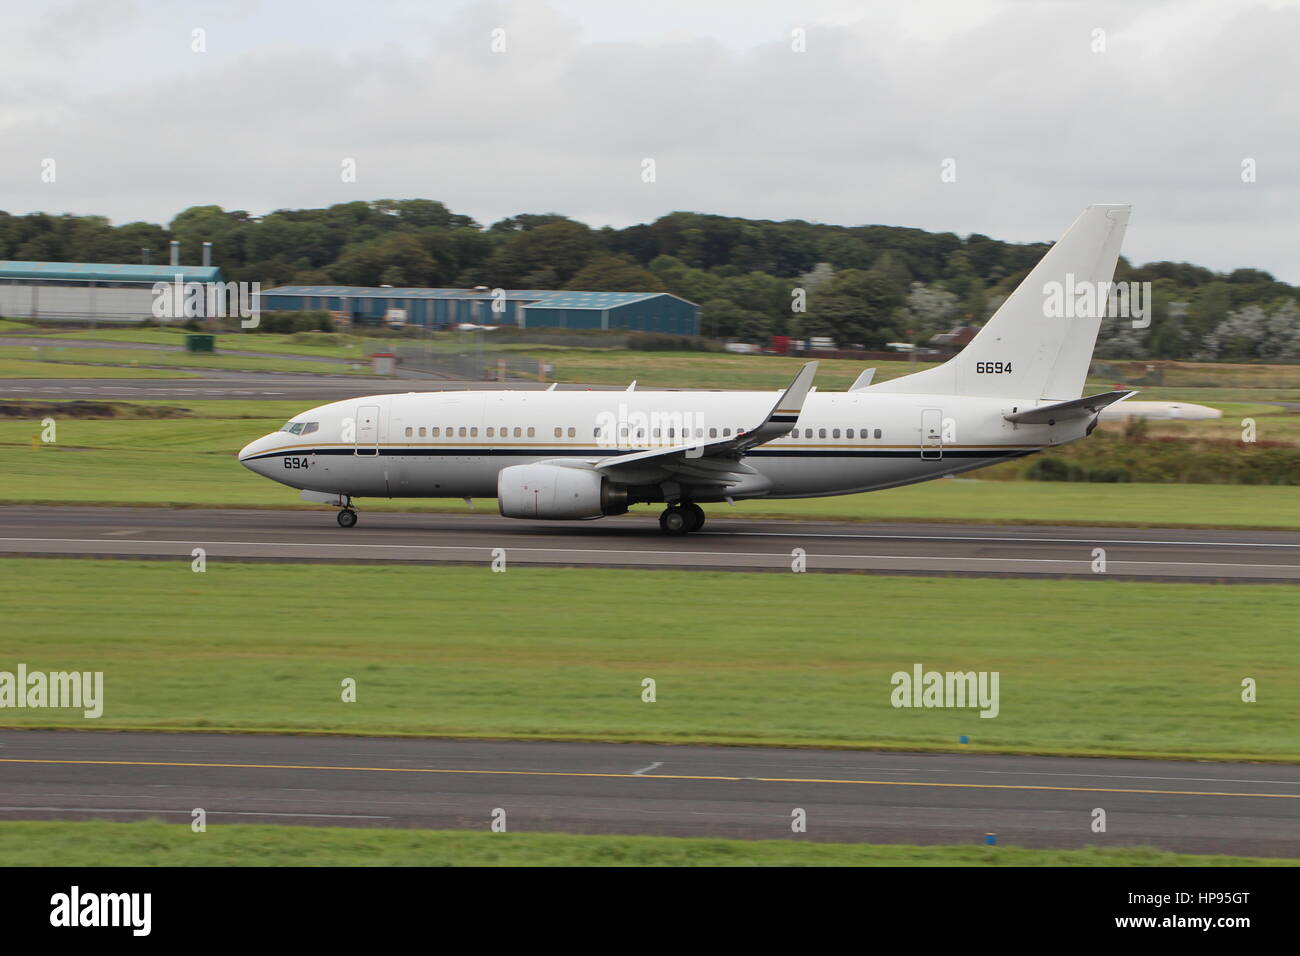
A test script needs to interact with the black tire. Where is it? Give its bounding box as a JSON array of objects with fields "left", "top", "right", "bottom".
[
  {"left": 681, "top": 502, "right": 705, "bottom": 532},
  {"left": 337, "top": 509, "right": 357, "bottom": 528},
  {"left": 659, "top": 507, "right": 689, "bottom": 536}
]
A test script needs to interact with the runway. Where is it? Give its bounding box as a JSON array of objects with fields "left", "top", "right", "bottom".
[
  {"left": 0, "top": 730, "right": 1295, "bottom": 856},
  {"left": 1, "top": 505, "right": 1298, "bottom": 581}
]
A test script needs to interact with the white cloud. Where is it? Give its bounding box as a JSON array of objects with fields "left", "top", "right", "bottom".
[{"left": 0, "top": 0, "right": 1297, "bottom": 280}]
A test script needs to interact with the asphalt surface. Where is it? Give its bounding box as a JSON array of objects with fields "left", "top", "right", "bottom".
[
  {"left": 1, "top": 506, "right": 1297, "bottom": 581},
  {"left": 0, "top": 731, "right": 1295, "bottom": 855}
]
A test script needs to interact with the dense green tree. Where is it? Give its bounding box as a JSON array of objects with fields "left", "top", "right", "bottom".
[
  {"left": 563, "top": 255, "right": 665, "bottom": 292},
  {"left": 2, "top": 198, "right": 1296, "bottom": 360}
]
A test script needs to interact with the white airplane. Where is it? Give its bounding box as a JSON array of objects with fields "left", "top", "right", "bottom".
[{"left": 239, "top": 204, "right": 1136, "bottom": 535}]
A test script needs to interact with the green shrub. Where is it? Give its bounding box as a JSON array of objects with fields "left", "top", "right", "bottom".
[{"left": 627, "top": 332, "right": 723, "bottom": 352}]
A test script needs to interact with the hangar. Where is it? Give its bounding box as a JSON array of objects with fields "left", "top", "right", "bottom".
[
  {"left": 0, "top": 257, "right": 223, "bottom": 323},
  {"left": 259, "top": 286, "right": 700, "bottom": 335}
]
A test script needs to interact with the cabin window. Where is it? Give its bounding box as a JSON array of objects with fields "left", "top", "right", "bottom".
[
  {"left": 567, "top": 427, "right": 576, "bottom": 438},
  {"left": 874, "top": 428, "right": 882, "bottom": 439},
  {"left": 832, "top": 428, "right": 841, "bottom": 439},
  {"left": 819, "top": 428, "right": 827, "bottom": 439},
  {"left": 723, "top": 428, "right": 731, "bottom": 437},
  {"left": 845, "top": 428, "right": 854, "bottom": 439},
  {"left": 593, "top": 426, "right": 601, "bottom": 438},
  {"left": 652, "top": 427, "right": 661, "bottom": 438},
  {"left": 418, "top": 427, "right": 426, "bottom": 438},
  {"left": 431, "top": 427, "right": 440, "bottom": 437},
  {"left": 486, "top": 427, "right": 495, "bottom": 438},
  {"left": 458, "top": 427, "right": 467, "bottom": 437},
  {"left": 527, "top": 427, "right": 535, "bottom": 438},
  {"left": 404, "top": 427, "right": 413, "bottom": 438},
  {"left": 790, "top": 428, "right": 799, "bottom": 438},
  {"left": 470, "top": 427, "right": 478, "bottom": 437},
  {"left": 709, "top": 427, "right": 718, "bottom": 438},
  {"left": 695, "top": 427, "right": 704, "bottom": 438}
]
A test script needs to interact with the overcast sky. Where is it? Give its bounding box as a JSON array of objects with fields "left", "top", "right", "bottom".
[{"left": 2, "top": 0, "right": 1297, "bottom": 280}]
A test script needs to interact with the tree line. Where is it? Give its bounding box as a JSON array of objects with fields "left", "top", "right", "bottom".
[{"left": 2, "top": 199, "right": 1297, "bottom": 360}]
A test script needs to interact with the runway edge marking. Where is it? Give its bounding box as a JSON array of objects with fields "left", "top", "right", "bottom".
[{"left": 1, "top": 758, "right": 1297, "bottom": 799}]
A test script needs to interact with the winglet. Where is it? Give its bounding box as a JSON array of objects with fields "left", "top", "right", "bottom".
[
  {"left": 592, "top": 361, "right": 819, "bottom": 473},
  {"left": 769, "top": 361, "right": 818, "bottom": 423},
  {"left": 849, "top": 368, "right": 876, "bottom": 391},
  {"left": 736, "top": 361, "right": 817, "bottom": 447}
]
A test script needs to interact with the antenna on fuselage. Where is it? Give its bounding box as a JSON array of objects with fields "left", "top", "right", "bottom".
[{"left": 626, "top": 381, "right": 637, "bottom": 391}]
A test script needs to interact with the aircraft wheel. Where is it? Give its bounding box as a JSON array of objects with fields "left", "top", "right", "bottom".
[
  {"left": 659, "top": 506, "right": 690, "bottom": 536},
  {"left": 337, "top": 508, "right": 358, "bottom": 528},
  {"left": 681, "top": 502, "right": 705, "bottom": 532}
]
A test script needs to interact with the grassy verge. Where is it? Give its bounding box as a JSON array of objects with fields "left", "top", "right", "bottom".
[
  {"left": 2, "top": 436, "right": 1295, "bottom": 527},
  {"left": 0, "top": 358, "right": 196, "bottom": 379},
  {"left": 0, "top": 346, "right": 368, "bottom": 376},
  {"left": 0, "top": 821, "right": 1290, "bottom": 866},
  {"left": 0, "top": 560, "right": 1293, "bottom": 760},
  {"left": 38, "top": 328, "right": 376, "bottom": 361},
  {"left": 1, "top": 397, "right": 1296, "bottom": 526}
]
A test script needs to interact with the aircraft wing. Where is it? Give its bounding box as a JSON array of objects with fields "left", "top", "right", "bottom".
[
  {"left": 592, "top": 362, "right": 818, "bottom": 483},
  {"left": 1003, "top": 389, "right": 1137, "bottom": 425}
]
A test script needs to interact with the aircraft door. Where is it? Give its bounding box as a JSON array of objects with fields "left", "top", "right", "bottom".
[
  {"left": 921, "top": 408, "right": 943, "bottom": 460},
  {"left": 355, "top": 404, "right": 380, "bottom": 456}
]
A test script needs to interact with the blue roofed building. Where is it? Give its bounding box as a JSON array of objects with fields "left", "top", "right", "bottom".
[
  {"left": 259, "top": 285, "right": 700, "bottom": 335},
  {"left": 0, "top": 259, "right": 225, "bottom": 323}
]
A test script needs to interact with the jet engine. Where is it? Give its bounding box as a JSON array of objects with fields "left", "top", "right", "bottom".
[{"left": 497, "top": 464, "right": 629, "bottom": 519}]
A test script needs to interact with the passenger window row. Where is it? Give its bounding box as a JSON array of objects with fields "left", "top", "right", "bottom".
[
  {"left": 593, "top": 426, "right": 741, "bottom": 440},
  {"left": 789, "top": 427, "right": 883, "bottom": 439},
  {"left": 400, "top": 424, "right": 882, "bottom": 442},
  {"left": 400, "top": 426, "right": 544, "bottom": 439}
]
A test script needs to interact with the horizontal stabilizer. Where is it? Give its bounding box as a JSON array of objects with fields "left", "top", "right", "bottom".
[{"left": 1004, "top": 389, "right": 1137, "bottom": 425}]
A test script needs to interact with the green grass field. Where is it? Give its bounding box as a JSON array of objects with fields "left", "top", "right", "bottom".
[
  {"left": 0, "top": 345, "right": 369, "bottom": 376},
  {"left": 0, "top": 357, "right": 197, "bottom": 379},
  {"left": 0, "top": 821, "right": 1289, "bottom": 866},
  {"left": 1, "top": 397, "right": 1296, "bottom": 526},
  {"left": 3, "top": 438, "right": 1296, "bottom": 528},
  {"left": 39, "top": 328, "right": 375, "bottom": 360},
  {"left": 2, "top": 440, "right": 1297, "bottom": 527},
  {"left": 0, "top": 560, "right": 1293, "bottom": 760}
]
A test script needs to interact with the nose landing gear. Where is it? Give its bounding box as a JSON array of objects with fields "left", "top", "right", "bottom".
[
  {"left": 659, "top": 502, "right": 705, "bottom": 535},
  {"left": 335, "top": 496, "right": 357, "bottom": 528}
]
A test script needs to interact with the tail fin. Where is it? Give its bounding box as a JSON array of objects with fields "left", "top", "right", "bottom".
[{"left": 872, "top": 204, "right": 1131, "bottom": 400}]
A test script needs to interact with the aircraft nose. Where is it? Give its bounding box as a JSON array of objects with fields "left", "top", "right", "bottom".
[{"left": 238, "top": 434, "right": 274, "bottom": 471}]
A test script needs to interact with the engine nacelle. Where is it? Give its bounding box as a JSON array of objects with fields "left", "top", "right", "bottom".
[{"left": 497, "top": 464, "right": 628, "bottom": 520}]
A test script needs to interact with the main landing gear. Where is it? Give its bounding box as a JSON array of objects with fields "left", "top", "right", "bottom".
[{"left": 659, "top": 502, "right": 705, "bottom": 536}]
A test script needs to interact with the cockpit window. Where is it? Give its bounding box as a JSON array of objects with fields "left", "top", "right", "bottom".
[
  {"left": 300, "top": 422, "right": 319, "bottom": 436},
  {"left": 281, "top": 421, "right": 319, "bottom": 435}
]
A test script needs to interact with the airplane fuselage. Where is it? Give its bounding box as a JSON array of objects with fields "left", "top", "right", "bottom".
[{"left": 238, "top": 388, "right": 1077, "bottom": 502}]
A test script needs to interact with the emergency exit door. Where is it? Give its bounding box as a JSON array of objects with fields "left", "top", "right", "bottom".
[{"left": 921, "top": 408, "right": 943, "bottom": 460}]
